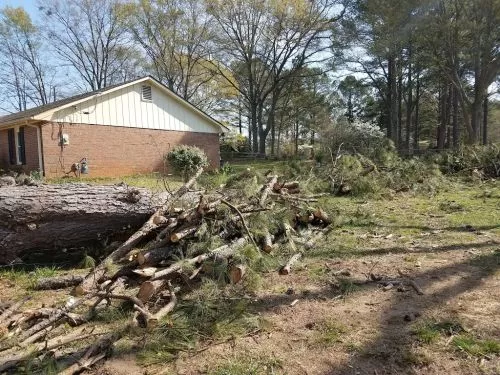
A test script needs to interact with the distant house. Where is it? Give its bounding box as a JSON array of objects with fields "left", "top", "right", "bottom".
[{"left": 0, "top": 76, "right": 226, "bottom": 178}]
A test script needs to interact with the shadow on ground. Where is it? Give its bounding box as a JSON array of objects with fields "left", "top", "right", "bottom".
[{"left": 319, "top": 249, "right": 500, "bottom": 375}]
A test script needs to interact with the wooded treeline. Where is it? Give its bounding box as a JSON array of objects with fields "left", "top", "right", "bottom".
[{"left": 0, "top": 0, "right": 499, "bottom": 155}]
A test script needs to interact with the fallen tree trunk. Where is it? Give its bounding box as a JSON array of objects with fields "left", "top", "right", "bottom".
[
  {"left": 0, "top": 184, "right": 168, "bottom": 264},
  {"left": 33, "top": 275, "right": 84, "bottom": 290},
  {"left": 0, "top": 297, "right": 30, "bottom": 325}
]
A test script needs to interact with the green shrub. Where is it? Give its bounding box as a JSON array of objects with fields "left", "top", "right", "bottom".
[
  {"left": 437, "top": 144, "right": 500, "bottom": 178},
  {"left": 220, "top": 133, "right": 248, "bottom": 152},
  {"left": 166, "top": 145, "right": 208, "bottom": 181}
]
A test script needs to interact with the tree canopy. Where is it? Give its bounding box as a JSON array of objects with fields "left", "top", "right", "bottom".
[{"left": 0, "top": 0, "right": 498, "bottom": 152}]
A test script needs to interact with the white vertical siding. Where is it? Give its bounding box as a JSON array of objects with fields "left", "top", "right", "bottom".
[{"left": 49, "top": 83, "right": 219, "bottom": 133}]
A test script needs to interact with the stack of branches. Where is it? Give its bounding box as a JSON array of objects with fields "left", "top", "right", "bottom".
[
  {"left": 325, "top": 146, "right": 378, "bottom": 196},
  {"left": 0, "top": 168, "right": 332, "bottom": 374}
]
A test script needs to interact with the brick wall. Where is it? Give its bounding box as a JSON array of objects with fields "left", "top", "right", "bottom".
[
  {"left": 0, "top": 126, "right": 40, "bottom": 174},
  {"left": 24, "top": 126, "right": 40, "bottom": 172},
  {"left": 0, "top": 129, "right": 8, "bottom": 170},
  {"left": 41, "top": 122, "right": 220, "bottom": 178}
]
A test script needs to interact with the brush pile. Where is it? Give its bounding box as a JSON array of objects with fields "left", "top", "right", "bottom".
[{"left": 0, "top": 168, "right": 332, "bottom": 373}]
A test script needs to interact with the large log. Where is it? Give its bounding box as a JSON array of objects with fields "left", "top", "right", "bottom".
[{"left": 0, "top": 183, "right": 169, "bottom": 264}]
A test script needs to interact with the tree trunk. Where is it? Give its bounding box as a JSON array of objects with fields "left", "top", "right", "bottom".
[
  {"left": 452, "top": 86, "right": 460, "bottom": 148},
  {"left": 446, "top": 85, "right": 452, "bottom": 148},
  {"left": 397, "top": 60, "right": 403, "bottom": 149},
  {"left": 406, "top": 44, "right": 413, "bottom": 153},
  {"left": 0, "top": 184, "right": 167, "bottom": 264},
  {"left": 470, "top": 98, "right": 482, "bottom": 144},
  {"left": 388, "top": 54, "right": 398, "bottom": 145},
  {"left": 413, "top": 66, "right": 420, "bottom": 152},
  {"left": 251, "top": 102, "right": 258, "bottom": 152},
  {"left": 34, "top": 275, "right": 84, "bottom": 290},
  {"left": 270, "top": 97, "right": 276, "bottom": 156},
  {"left": 294, "top": 121, "right": 299, "bottom": 156},
  {"left": 482, "top": 96, "right": 488, "bottom": 145},
  {"left": 270, "top": 113, "right": 276, "bottom": 156},
  {"left": 437, "top": 84, "right": 448, "bottom": 150},
  {"left": 347, "top": 92, "right": 353, "bottom": 123}
]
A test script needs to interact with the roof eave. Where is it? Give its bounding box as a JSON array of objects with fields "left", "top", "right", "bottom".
[{"left": 0, "top": 117, "right": 39, "bottom": 129}]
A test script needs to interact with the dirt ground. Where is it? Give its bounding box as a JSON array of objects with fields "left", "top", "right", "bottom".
[
  {"left": 165, "top": 244, "right": 499, "bottom": 375},
  {"left": 160, "top": 182, "right": 500, "bottom": 375},
  {"left": 1, "top": 181, "right": 499, "bottom": 375}
]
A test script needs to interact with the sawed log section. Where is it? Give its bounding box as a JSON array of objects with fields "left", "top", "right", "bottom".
[{"left": 0, "top": 183, "right": 169, "bottom": 264}]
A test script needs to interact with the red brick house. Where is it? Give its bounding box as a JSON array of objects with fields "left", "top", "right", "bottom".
[{"left": 0, "top": 76, "right": 226, "bottom": 178}]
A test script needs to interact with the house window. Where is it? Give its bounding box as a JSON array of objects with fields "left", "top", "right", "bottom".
[
  {"left": 7, "top": 127, "right": 26, "bottom": 165},
  {"left": 141, "top": 85, "right": 152, "bottom": 101},
  {"left": 18, "top": 127, "right": 26, "bottom": 165}
]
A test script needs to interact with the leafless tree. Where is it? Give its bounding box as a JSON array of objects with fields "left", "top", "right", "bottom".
[
  {"left": 0, "top": 6, "right": 53, "bottom": 111},
  {"left": 39, "top": 0, "right": 132, "bottom": 91}
]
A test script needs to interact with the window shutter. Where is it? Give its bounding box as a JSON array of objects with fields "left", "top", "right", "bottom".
[
  {"left": 141, "top": 85, "right": 152, "bottom": 101},
  {"left": 8, "top": 129, "right": 15, "bottom": 165},
  {"left": 18, "top": 127, "right": 26, "bottom": 165}
]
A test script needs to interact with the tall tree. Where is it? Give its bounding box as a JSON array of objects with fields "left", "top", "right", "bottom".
[
  {"left": 426, "top": 0, "right": 500, "bottom": 143},
  {"left": 0, "top": 6, "right": 52, "bottom": 111},
  {"left": 119, "top": 0, "right": 223, "bottom": 108},
  {"left": 207, "top": 0, "right": 344, "bottom": 153},
  {"left": 39, "top": 0, "right": 130, "bottom": 91},
  {"left": 338, "top": 75, "right": 370, "bottom": 123},
  {"left": 336, "top": 0, "right": 424, "bottom": 147}
]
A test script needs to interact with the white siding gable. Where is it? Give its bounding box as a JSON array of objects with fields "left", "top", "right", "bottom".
[{"left": 46, "top": 83, "right": 219, "bottom": 134}]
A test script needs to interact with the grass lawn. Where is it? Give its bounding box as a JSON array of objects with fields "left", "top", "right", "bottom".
[{"left": 46, "top": 172, "right": 186, "bottom": 191}]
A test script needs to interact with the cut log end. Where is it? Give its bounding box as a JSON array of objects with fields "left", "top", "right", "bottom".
[
  {"left": 279, "top": 253, "right": 302, "bottom": 275},
  {"left": 229, "top": 265, "right": 246, "bottom": 284},
  {"left": 262, "top": 231, "right": 274, "bottom": 253}
]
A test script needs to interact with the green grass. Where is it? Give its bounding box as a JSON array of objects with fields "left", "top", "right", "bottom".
[
  {"left": 46, "top": 173, "right": 184, "bottom": 191},
  {"left": 412, "top": 320, "right": 465, "bottom": 344},
  {"left": 208, "top": 354, "right": 283, "bottom": 375},
  {"left": 137, "top": 279, "right": 268, "bottom": 366},
  {"left": 469, "top": 249, "right": 500, "bottom": 273},
  {"left": 400, "top": 349, "right": 432, "bottom": 366},
  {"left": 311, "top": 319, "right": 346, "bottom": 347},
  {"left": 78, "top": 254, "right": 96, "bottom": 269},
  {"left": 337, "top": 278, "right": 359, "bottom": 296},
  {"left": 411, "top": 320, "right": 500, "bottom": 358},
  {"left": 0, "top": 266, "right": 59, "bottom": 289},
  {"left": 452, "top": 335, "right": 500, "bottom": 357},
  {"left": 94, "top": 305, "right": 130, "bottom": 324}
]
